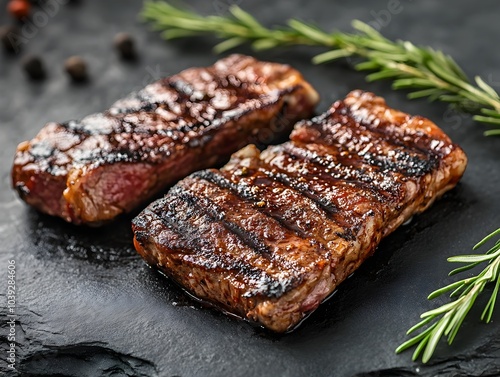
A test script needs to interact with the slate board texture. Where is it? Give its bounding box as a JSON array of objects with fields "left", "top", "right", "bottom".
[{"left": 1, "top": 1, "right": 500, "bottom": 376}]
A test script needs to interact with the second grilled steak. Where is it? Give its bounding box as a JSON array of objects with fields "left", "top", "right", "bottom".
[
  {"left": 11, "top": 54, "right": 318, "bottom": 225},
  {"left": 132, "top": 90, "right": 467, "bottom": 332}
]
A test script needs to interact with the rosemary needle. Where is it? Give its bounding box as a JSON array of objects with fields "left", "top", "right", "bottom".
[
  {"left": 396, "top": 228, "right": 500, "bottom": 363},
  {"left": 142, "top": 1, "right": 500, "bottom": 136}
]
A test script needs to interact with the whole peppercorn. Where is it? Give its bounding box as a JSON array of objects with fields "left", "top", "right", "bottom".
[
  {"left": 113, "top": 32, "right": 136, "bottom": 60},
  {"left": 64, "top": 55, "right": 88, "bottom": 82},
  {"left": 21, "top": 55, "right": 45, "bottom": 80},
  {"left": 8, "top": 0, "right": 31, "bottom": 20},
  {"left": 0, "top": 25, "right": 21, "bottom": 53}
]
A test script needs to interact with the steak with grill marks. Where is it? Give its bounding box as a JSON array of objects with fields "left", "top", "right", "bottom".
[
  {"left": 132, "top": 90, "right": 467, "bottom": 332},
  {"left": 11, "top": 54, "right": 319, "bottom": 225}
]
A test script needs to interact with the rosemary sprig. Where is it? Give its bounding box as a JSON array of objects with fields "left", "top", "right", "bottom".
[
  {"left": 142, "top": 1, "right": 500, "bottom": 136},
  {"left": 396, "top": 228, "right": 500, "bottom": 363}
]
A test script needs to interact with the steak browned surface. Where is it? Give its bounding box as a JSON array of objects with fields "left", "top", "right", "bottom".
[
  {"left": 11, "top": 54, "right": 319, "bottom": 225},
  {"left": 132, "top": 90, "right": 467, "bottom": 332}
]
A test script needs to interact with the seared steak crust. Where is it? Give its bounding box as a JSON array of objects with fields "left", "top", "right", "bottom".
[
  {"left": 12, "top": 55, "right": 319, "bottom": 224},
  {"left": 132, "top": 90, "right": 467, "bottom": 332}
]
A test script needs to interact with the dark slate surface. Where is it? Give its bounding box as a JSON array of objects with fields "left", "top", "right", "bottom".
[{"left": 1, "top": 1, "right": 500, "bottom": 376}]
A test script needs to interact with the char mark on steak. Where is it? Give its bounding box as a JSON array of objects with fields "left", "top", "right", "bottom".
[
  {"left": 12, "top": 54, "right": 319, "bottom": 225},
  {"left": 132, "top": 90, "right": 467, "bottom": 332}
]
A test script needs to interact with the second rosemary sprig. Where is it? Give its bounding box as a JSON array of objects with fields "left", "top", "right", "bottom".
[
  {"left": 142, "top": 1, "right": 500, "bottom": 135},
  {"left": 396, "top": 228, "right": 500, "bottom": 363}
]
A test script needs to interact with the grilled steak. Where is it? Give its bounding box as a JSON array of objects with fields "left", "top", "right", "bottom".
[
  {"left": 11, "top": 54, "right": 319, "bottom": 225},
  {"left": 132, "top": 90, "right": 467, "bottom": 332}
]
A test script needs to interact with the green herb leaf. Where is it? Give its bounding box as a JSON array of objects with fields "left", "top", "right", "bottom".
[
  {"left": 397, "top": 228, "right": 500, "bottom": 363},
  {"left": 142, "top": 0, "right": 500, "bottom": 135}
]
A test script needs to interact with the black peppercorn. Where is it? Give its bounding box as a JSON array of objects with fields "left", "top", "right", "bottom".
[
  {"left": 64, "top": 55, "right": 87, "bottom": 82},
  {"left": 114, "top": 32, "right": 136, "bottom": 60},
  {"left": 0, "top": 25, "right": 21, "bottom": 53},
  {"left": 21, "top": 55, "right": 45, "bottom": 80}
]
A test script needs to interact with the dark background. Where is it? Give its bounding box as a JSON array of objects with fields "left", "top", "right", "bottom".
[{"left": 1, "top": 1, "right": 500, "bottom": 376}]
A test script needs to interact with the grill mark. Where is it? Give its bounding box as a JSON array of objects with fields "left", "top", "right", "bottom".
[
  {"left": 149, "top": 198, "right": 219, "bottom": 258},
  {"left": 192, "top": 169, "right": 257, "bottom": 200},
  {"left": 283, "top": 143, "right": 377, "bottom": 182},
  {"left": 148, "top": 197, "right": 252, "bottom": 269},
  {"left": 60, "top": 114, "right": 133, "bottom": 139},
  {"left": 60, "top": 112, "right": 172, "bottom": 145},
  {"left": 166, "top": 76, "right": 208, "bottom": 102},
  {"left": 260, "top": 166, "right": 359, "bottom": 240},
  {"left": 237, "top": 173, "right": 347, "bottom": 238},
  {"left": 110, "top": 89, "right": 162, "bottom": 114},
  {"left": 121, "top": 84, "right": 287, "bottom": 149},
  {"left": 142, "top": 204, "right": 295, "bottom": 297},
  {"left": 338, "top": 100, "right": 444, "bottom": 158},
  {"left": 62, "top": 65, "right": 285, "bottom": 137},
  {"left": 279, "top": 143, "right": 397, "bottom": 200},
  {"left": 113, "top": 70, "right": 256, "bottom": 116},
  {"left": 168, "top": 79, "right": 199, "bottom": 98},
  {"left": 260, "top": 149, "right": 389, "bottom": 239},
  {"left": 60, "top": 120, "right": 86, "bottom": 135},
  {"left": 123, "top": 110, "right": 209, "bottom": 141},
  {"left": 174, "top": 178, "right": 321, "bottom": 297},
  {"left": 263, "top": 213, "right": 307, "bottom": 238},
  {"left": 260, "top": 167, "right": 338, "bottom": 216},
  {"left": 60, "top": 119, "right": 114, "bottom": 137},
  {"left": 362, "top": 149, "right": 439, "bottom": 176},
  {"left": 300, "top": 101, "right": 429, "bottom": 153},
  {"left": 193, "top": 169, "right": 357, "bottom": 242},
  {"left": 303, "top": 113, "right": 438, "bottom": 177},
  {"left": 148, "top": 192, "right": 300, "bottom": 298},
  {"left": 193, "top": 170, "right": 310, "bottom": 238},
  {"left": 186, "top": 177, "right": 310, "bottom": 240},
  {"left": 59, "top": 93, "right": 284, "bottom": 167},
  {"left": 27, "top": 141, "right": 57, "bottom": 160},
  {"left": 168, "top": 185, "right": 272, "bottom": 259},
  {"left": 53, "top": 68, "right": 293, "bottom": 169}
]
